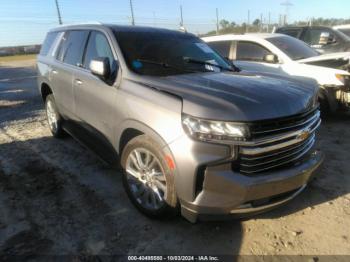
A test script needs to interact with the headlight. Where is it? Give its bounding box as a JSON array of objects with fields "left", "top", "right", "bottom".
[
  {"left": 182, "top": 114, "right": 249, "bottom": 143},
  {"left": 335, "top": 74, "right": 350, "bottom": 84}
]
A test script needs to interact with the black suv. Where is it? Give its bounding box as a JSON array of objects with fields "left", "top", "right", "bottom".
[{"left": 275, "top": 26, "right": 350, "bottom": 54}]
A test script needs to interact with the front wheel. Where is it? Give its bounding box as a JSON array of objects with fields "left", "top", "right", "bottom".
[
  {"left": 45, "top": 94, "right": 66, "bottom": 138},
  {"left": 121, "top": 135, "right": 178, "bottom": 218}
]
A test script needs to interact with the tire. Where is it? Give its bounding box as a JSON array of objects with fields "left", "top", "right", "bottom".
[
  {"left": 121, "top": 135, "right": 178, "bottom": 218},
  {"left": 45, "top": 94, "right": 66, "bottom": 138}
]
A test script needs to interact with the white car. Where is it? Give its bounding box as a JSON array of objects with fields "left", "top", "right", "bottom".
[{"left": 203, "top": 33, "right": 350, "bottom": 112}]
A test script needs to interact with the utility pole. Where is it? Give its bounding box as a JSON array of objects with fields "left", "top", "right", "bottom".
[
  {"left": 279, "top": 14, "right": 282, "bottom": 26},
  {"left": 247, "top": 9, "right": 250, "bottom": 33},
  {"left": 281, "top": 0, "right": 293, "bottom": 25},
  {"left": 153, "top": 11, "right": 156, "bottom": 27},
  {"left": 268, "top": 12, "right": 271, "bottom": 32},
  {"left": 180, "top": 5, "right": 184, "bottom": 27},
  {"left": 129, "top": 0, "right": 135, "bottom": 26},
  {"left": 54, "top": 0, "right": 62, "bottom": 25},
  {"left": 216, "top": 8, "right": 219, "bottom": 35},
  {"left": 260, "top": 13, "right": 263, "bottom": 32}
]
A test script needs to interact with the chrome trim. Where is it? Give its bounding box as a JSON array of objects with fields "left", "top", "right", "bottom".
[
  {"left": 236, "top": 109, "right": 321, "bottom": 174},
  {"left": 240, "top": 137, "right": 315, "bottom": 168},
  {"left": 241, "top": 135, "right": 314, "bottom": 161},
  {"left": 241, "top": 132, "right": 316, "bottom": 156},
  {"left": 230, "top": 184, "right": 307, "bottom": 214},
  {"left": 240, "top": 118, "right": 320, "bottom": 154},
  {"left": 240, "top": 141, "right": 314, "bottom": 174},
  {"left": 235, "top": 115, "right": 321, "bottom": 147}
]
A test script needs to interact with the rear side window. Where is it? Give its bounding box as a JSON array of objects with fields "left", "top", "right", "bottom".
[
  {"left": 40, "top": 32, "right": 59, "bottom": 56},
  {"left": 236, "top": 41, "right": 270, "bottom": 61},
  {"left": 56, "top": 30, "right": 89, "bottom": 66},
  {"left": 207, "top": 41, "right": 232, "bottom": 58},
  {"left": 277, "top": 28, "right": 302, "bottom": 38}
]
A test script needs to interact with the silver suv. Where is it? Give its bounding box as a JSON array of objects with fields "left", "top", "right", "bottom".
[{"left": 37, "top": 24, "right": 324, "bottom": 222}]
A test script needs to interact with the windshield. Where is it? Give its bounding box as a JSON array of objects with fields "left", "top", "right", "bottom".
[
  {"left": 266, "top": 35, "right": 319, "bottom": 60},
  {"left": 113, "top": 30, "right": 232, "bottom": 76}
]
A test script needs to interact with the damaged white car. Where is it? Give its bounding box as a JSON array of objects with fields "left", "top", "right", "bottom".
[{"left": 203, "top": 33, "right": 350, "bottom": 112}]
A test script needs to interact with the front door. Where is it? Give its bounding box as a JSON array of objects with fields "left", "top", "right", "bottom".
[
  {"left": 234, "top": 41, "right": 283, "bottom": 75},
  {"left": 301, "top": 28, "right": 341, "bottom": 54},
  {"left": 74, "top": 30, "right": 119, "bottom": 142}
]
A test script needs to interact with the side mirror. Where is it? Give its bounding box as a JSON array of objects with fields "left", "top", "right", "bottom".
[
  {"left": 263, "top": 54, "right": 278, "bottom": 63},
  {"left": 319, "top": 32, "right": 335, "bottom": 45},
  {"left": 90, "top": 57, "right": 111, "bottom": 80}
]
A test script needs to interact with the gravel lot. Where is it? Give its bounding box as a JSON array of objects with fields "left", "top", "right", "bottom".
[{"left": 0, "top": 59, "right": 350, "bottom": 258}]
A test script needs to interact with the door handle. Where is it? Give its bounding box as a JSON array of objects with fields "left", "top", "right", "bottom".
[
  {"left": 51, "top": 69, "right": 58, "bottom": 74},
  {"left": 75, "top": 79, "right": 83, "bottom": 85}
]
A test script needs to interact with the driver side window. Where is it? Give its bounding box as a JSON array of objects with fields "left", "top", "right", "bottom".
[
  {"left": 83, "top": 31, "right": 115, "bottom": 73},
  {"left": 236, "top": 41, "right": 270, "bottom": 62},
  {"left": 303, "top": 29, "right": 334, "bottom": 45}
]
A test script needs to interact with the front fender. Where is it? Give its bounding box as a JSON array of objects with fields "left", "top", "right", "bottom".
[{"left": 117, "top": 119, "right": 171, "bottom": 151}]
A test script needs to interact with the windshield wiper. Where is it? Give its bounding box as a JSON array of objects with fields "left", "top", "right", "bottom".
[
  {"left": 135, "top": 59, "right": 199, "bottom": 73},
  {"left": 183, "top": 57, "right": 236, "bottom": 72}
]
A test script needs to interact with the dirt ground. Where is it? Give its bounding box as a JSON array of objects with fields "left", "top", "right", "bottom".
[{"left": 0, "top": 59, "right": 349, "bottom": 259}]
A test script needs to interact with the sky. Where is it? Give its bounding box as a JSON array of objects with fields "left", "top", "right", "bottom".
[{"left": 1, "top": 0, "right": 350, "bottom": 47}]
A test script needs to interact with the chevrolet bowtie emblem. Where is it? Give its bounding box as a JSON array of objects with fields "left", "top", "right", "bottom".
[{"left": 297, "top": 130, "right": 310, "bottom": 140}]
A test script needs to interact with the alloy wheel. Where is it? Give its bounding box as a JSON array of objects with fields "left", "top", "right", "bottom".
[
  {"left": 125, "top": 148, "right": 167, "bottom": 210},
  {"left": 46, "top": 100, "right": 58, "bottom": 132}
]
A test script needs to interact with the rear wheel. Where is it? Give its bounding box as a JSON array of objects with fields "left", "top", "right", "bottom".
[
  {"left": 45, "top": 94, "right": 66, "bottom": 138},
  {"left": 121, "top": 135, "right": 177, "bottom": 218}
]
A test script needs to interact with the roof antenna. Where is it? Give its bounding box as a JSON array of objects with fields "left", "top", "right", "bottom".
[
  {"left": 179, "top": 5, "right": 187, "bottom": 32},
  {"left": 179, "top": 25, "right": 187, "bottom": 32}
]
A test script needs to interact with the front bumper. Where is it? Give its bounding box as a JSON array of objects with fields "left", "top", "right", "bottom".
[{"left": 178, "top": 148, "right": 324, "bottom": 223}]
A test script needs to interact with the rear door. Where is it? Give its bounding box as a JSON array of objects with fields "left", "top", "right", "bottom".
[
  {"left": 50, "top": 30, "right": 89, "bottom": 118},
  {"left": 73, "top": 30, "right": 119, "bottom": 142},
  {"left": 234, "top": 41, "right": 283, "bottom": 74}
]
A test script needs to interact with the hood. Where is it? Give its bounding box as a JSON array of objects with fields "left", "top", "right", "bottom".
[
  {"left": 297, "top": 52, "right": 350, "bottom": 65},
  {"left": 134, "top": 72, "right": 318, "bottom": 122}
]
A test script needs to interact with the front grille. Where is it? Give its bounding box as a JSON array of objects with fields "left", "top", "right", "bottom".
[
  {"left": 248, "top": 107, "right": 319, "bottom": 139},
  {"left": 237, "top": 108, "right": 321, "bottom": 175}
]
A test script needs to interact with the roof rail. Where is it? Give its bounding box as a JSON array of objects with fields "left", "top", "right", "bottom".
[{"left": 55, "top": 21, "right": 103, "bottom": 27}]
